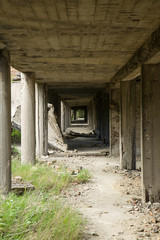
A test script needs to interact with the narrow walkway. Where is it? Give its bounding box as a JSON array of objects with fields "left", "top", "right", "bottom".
[
  {"left": 46, "top": 153, "right": 146, "bottom": 240},
  {"left": 63, "top": 156, "right": 139, "bottom": 240}
]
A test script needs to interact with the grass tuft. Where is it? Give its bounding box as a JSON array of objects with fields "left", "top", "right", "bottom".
[
  {"left": 12, "top": 159, "right": 72, "bottom": 194},
  {"left": 76, "top": 169, "right": 91, "bottom": 184}
]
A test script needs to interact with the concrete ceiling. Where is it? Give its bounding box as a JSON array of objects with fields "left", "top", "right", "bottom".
[{"left": 1, "top": 0, "right": 160, "bottom": 105}]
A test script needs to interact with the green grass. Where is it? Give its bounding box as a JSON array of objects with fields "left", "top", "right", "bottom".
[
  {"left": 0, "top": 158, "right": 91, "bottom": 239},
  {"left": 76, "top": 169, "right": 92, "bottom": 184},
  {"left": 12, "top": 159, "right": 72, "bottom": 194},
  {"left": 0, "top": 192, "right": 84, "bottom": 240}
]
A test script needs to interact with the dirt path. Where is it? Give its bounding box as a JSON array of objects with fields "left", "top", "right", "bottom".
[{"left": 46, "top": 155, "right": 148, "bottom": 240}]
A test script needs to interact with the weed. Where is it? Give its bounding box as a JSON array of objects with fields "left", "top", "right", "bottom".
[
  {"left": 12, "top": 159, "right": 72, "bottom": 194},
  {"left": 0, "top": 158, "right": 87, "bottom": 239},
  {"left": 76, "top": 169, "right": 91, "bottom": 184},
  {"left": 0, "top": 192, "right": 84, "bottom": 240}
]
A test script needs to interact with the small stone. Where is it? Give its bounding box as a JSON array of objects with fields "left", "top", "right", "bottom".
[
  {"left": 91, "top": 232, "right": 99, "bottom": 236},
  {"left": 15, "top": 176, "right": 23, "bottom": 181}
]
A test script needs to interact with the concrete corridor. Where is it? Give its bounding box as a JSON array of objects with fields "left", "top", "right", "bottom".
[{"left": 1, "top": 0, "right": 160, "bottom": 225}]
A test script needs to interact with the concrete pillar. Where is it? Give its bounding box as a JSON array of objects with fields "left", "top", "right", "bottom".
[
  {"left": 120, "top": 80, "right": 136, "bottom": 169},
  {"left": 110, "top": 87, "right": 120, "bottom": 157},
  {"left": 0, "top": 50, "right": 11, "bottom": 193},
  {"left": 65, "top": 104, "right": 70, "bottom": 129},
  {"left": 102, "top": 94, "right": 109, "bottom": 144},
  {"left": 141, "top": 64, "right": 160, "bottom": 202},
  {"left": 88, "top": 103, "right": 94, "bottom": 128},
  {"left": 84, "top": 107, "right": 88, "bottom": 123},
  {"left": 61, "top": 101, "right": 65, "bottom": 132},
  {"left": 36, "top": 83, "right": 48, "bottom": 156},
  {"left": 99, "top": 97, "right": 103, "bottom": 139},
  {"left": 21, "top": 72, "right": 35, "bottom": 164}
]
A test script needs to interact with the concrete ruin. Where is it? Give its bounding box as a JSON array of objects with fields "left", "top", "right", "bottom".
[
  {"left": 11, "top": 80, "right": 67, "bottom": 153},
  {"left": 0, "top": 0, "right": 160, "bottom": 202}
]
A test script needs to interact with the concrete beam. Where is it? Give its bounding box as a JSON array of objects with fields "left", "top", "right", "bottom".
[
  {"left": 141, "top": 64, "right": 160, "bottom": 202},
  {"left": 120, "top": 80, "right": 136, "bottom": 169},
  {"left": 21, "top": 72, "right": 35, "bottom": 164},
  {"left": 0, "top": 50, "right": 11, "bottom": 193},
  {"left": 111, "top": 26, "right": 160, "bottom": 86},
  {"left": 36, "top": 83, "right": 48, "bottom": 156}
]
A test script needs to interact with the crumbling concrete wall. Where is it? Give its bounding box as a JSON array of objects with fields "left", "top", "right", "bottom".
[
  {"left": 48, "top": 104, "right": 67, "bottom": 151},
  {"left": 11, "top": 81, "right": 21, "bottom": 126},
  {"left": 110, "top": 88, "right": 120, "bottom": 157},
  {"left": 11, "top": 82, "right": 67, "bottom": 152}
]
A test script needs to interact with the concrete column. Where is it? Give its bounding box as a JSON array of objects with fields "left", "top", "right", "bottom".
[
  {"left": 84, "top": 107, "right": 88, "bottom": 123},
  {"left": 88, "top": 103, "right": 94, "bottom": 128},
  {"left": 61, "top": 101, "right": 65, "bottom": 132},
  {"left": 110, "top": 87, "right": 120, "bottom": 157},
  {"left": 120, "top": 80, "right": 136, "bottom": 169},
  {"left": 141, "top": 64, "right": 160, "bottom": 202},
  {"left": 0, "top": 50, "right": 11, "bottom": 193},
  {"left": 98, "top": 97, "right": 103, "bottom": 139},
  {"left": 36, "top": 83, "right": 48, "bottom": 156},
  {"left": 64, "top": 104, "right": 67, "bottom": 129},
  {"left": 102, "top": 94, "right": 109, "bottom": 144},
  {"left": 65, "top": 104, "right": 70, "bottom": 129},
  {"left": 21, "top": 72, "right": 35, "bottom": 164}
]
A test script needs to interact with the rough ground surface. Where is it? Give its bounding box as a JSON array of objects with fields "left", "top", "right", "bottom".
[{"left": 42, "top": 154, "right": 160, "bottom": 240}]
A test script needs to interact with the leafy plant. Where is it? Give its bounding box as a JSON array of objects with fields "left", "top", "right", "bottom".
[{"left": 11, "top": 129, "right": 21, "bottom": 144}]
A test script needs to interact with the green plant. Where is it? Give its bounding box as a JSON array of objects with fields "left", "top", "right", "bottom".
[
  {"left": 0, "top": 159, "right": 87, "bottom": 239},
  {"left": 11, "top": 146, "right": 20, "bottom": 158},
  {"left": 0, "top": 192, "right": 84, "bottom": 240},
  {"left": 11, "top": 129, "right": 21, "bottom": 144},
  {"left": 76, "top": 169, "right": 91, "bottom": 184},
  {"left": 12, "top": 159, "right": 72, "bottom": 194}
]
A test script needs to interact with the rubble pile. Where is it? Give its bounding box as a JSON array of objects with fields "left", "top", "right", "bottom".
[{"left": 114, "top": 169, "right": 160, "bottom": 239}]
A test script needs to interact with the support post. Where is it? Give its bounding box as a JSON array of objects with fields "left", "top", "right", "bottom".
[
  {"left": 0, "top": 50, "right": 11, "bottom": 193},
  {"left": 61, "top": 101, "right": 65, "bottom": 132},
  {"left": 36, "top": 83, "right": 48, "bottom": 156},
  {"left": 21, "top": 72, "right": 35, "bottom": 164},
  {"left": 103, "top": 94, "right": 109, "bottom": 145},
  {"left": 120, "top": 80, "right": 136, "bottom": 169},
  {"left": 110, "top": 87, "right": 120, "bottom": 157},
  {"left": 141, "top": 64, "right": 160, "bottom": 202}
]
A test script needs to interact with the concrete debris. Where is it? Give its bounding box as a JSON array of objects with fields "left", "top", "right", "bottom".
[
  {"left": 12, "top": 177, "right": 35, "bottom": 195},
  {"left": 41, "top": 155, "right": 49, "bottom": 159},
  {"left": 66, "top": 130, "right": 95, "bottom": 138},
  {"left": 48, "top": 104, "right": 68, "bottom": 152}
]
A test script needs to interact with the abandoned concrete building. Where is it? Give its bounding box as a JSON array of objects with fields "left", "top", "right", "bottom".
[{"left": 0, "top": 0, "right": 160, "bottom": 204}]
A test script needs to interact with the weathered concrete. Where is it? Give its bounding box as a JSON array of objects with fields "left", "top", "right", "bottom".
[
  {"left": 0, "top": 50, "right": 11, "bottom": 193},
  {"left": 48, "top": 104, "right": 67, "bottom": 151},
  {"left": 136, "top": 80, "right": 141, "bottom": 159},
  {"left": 21, "top": 73, "right": 35, "bottom": 164},
  {"left": 11, "top": 80, "right": 21, "bottom": 122},
  {"left": 102, "top": 94, "right": 109, "bottom": 145},
  {"left": 61, "top": 101, "right": 65, "bottom": 132},
  {"left": 141, "top": 64, "right": 160, "bottom": 202},
  {"left": 110, "top": 26, "right": 160, "bottom": 86},
  {"left": 36, "top": 83, "right": 48, "bottom": 156},
  {"left": 120, "top": 80, "right": 136, "bottom": 170},
  {"left": 110, "top": 88, "right": 120, "bottom": 157},
  {"left": 64, "top": 104, "right": 70, "bottom": 129}
]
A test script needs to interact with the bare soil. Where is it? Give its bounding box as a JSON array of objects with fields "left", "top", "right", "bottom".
[{"left": 45, "top": 154, "right": 160, "bottom": 240}]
